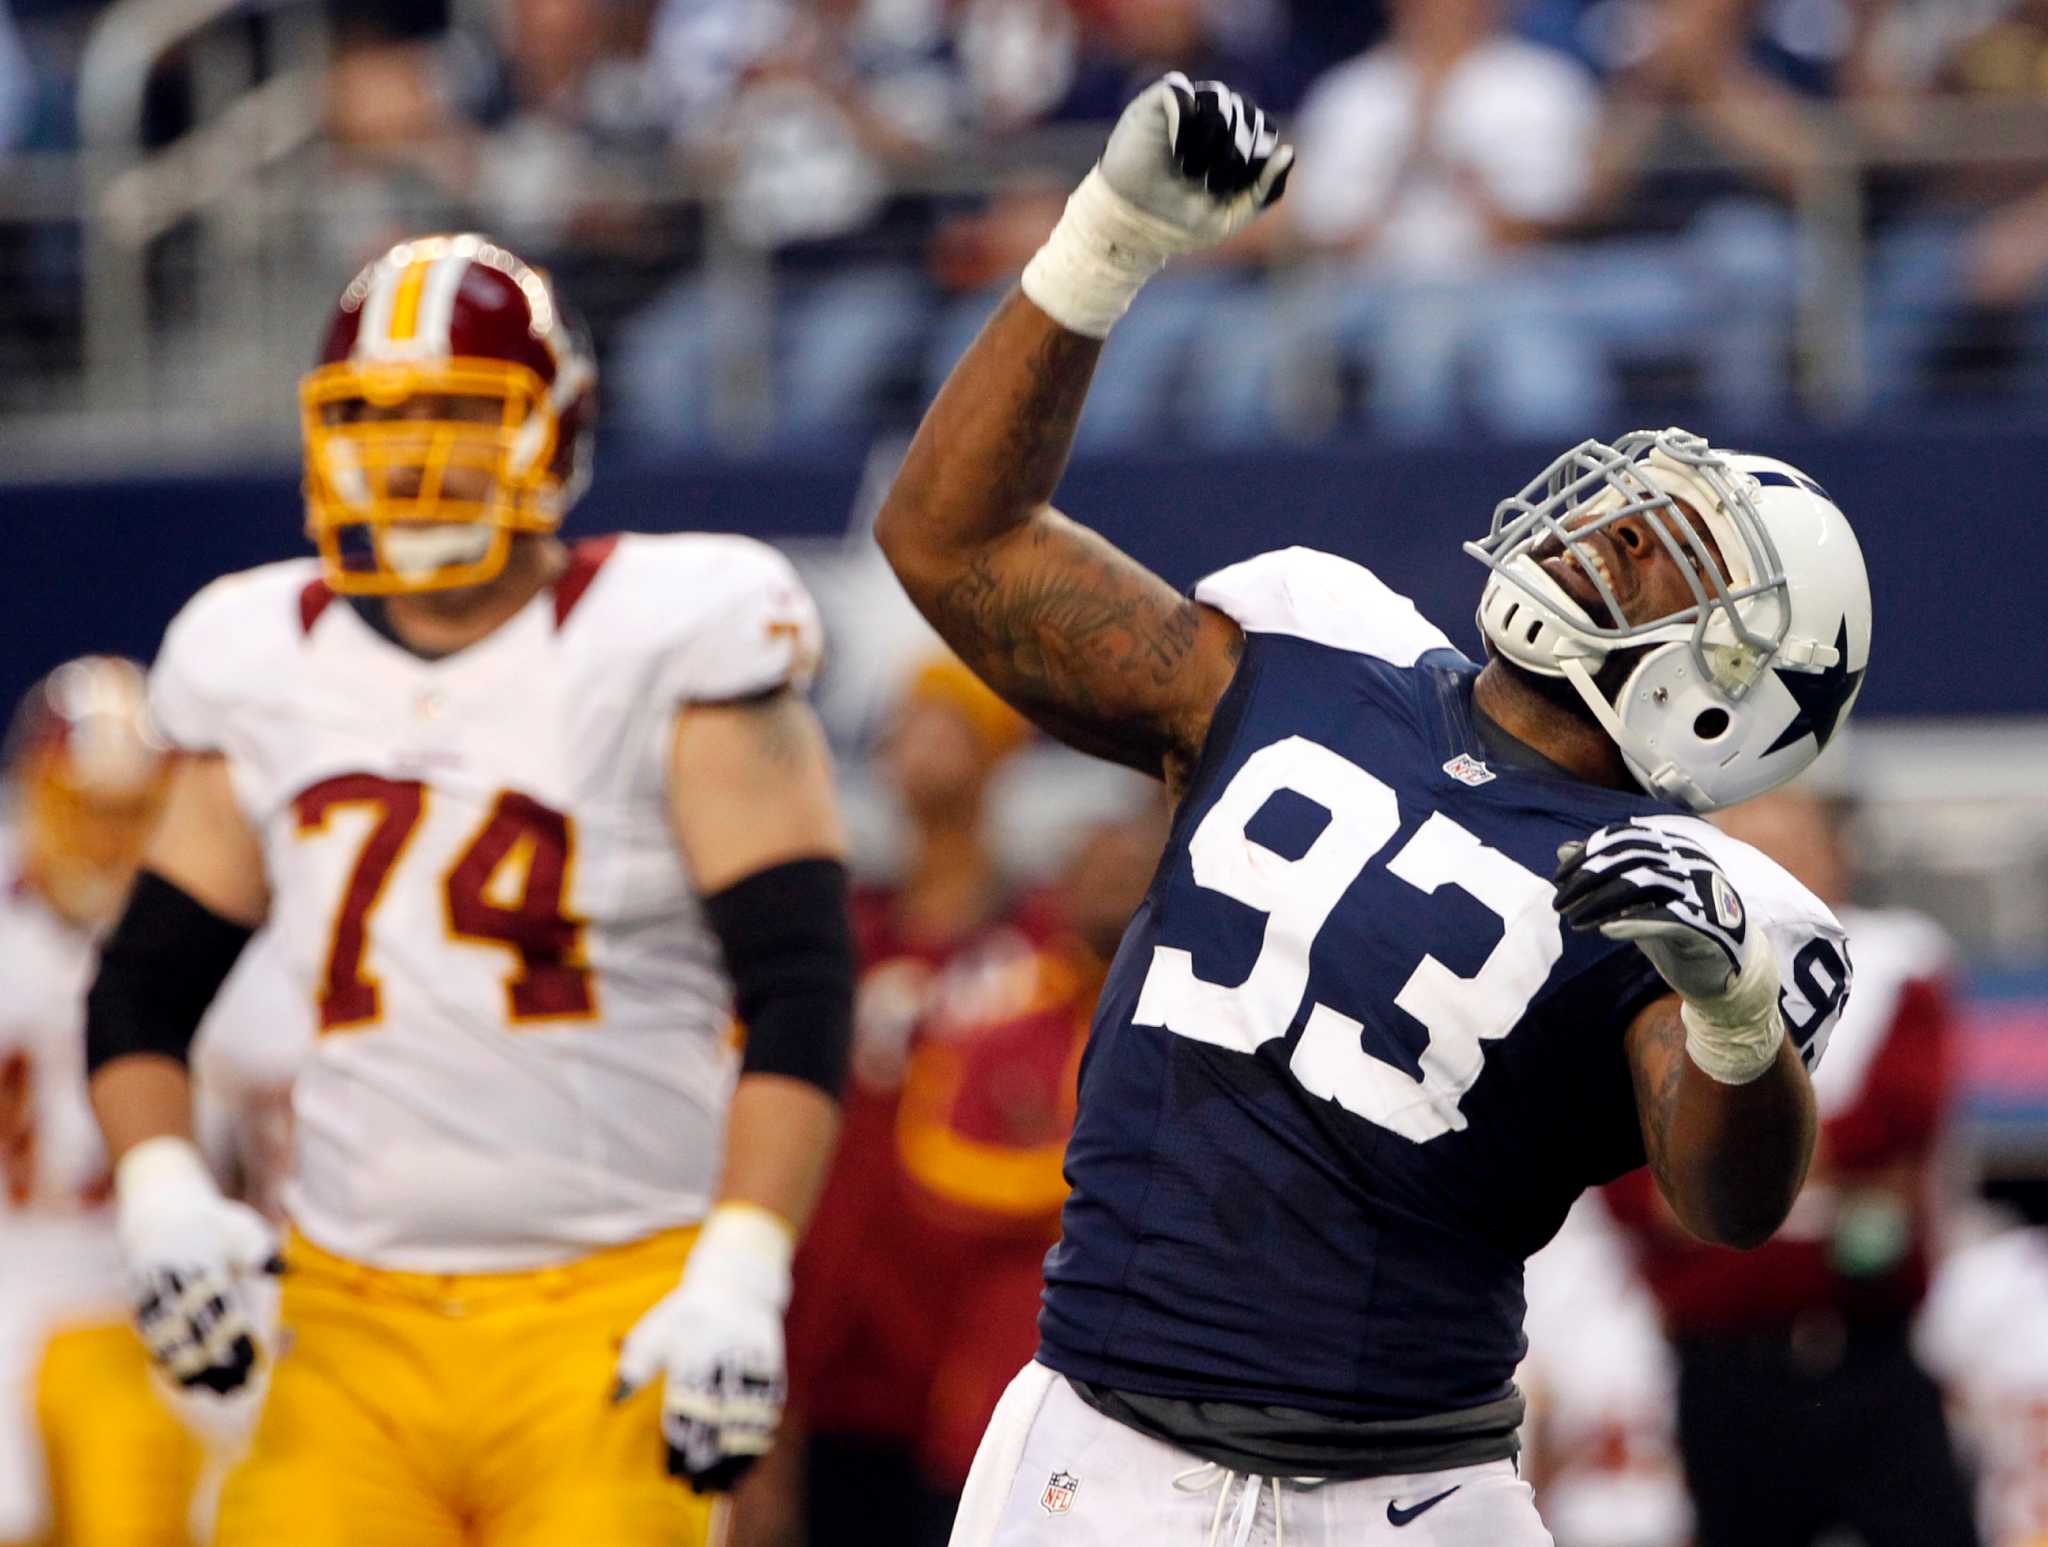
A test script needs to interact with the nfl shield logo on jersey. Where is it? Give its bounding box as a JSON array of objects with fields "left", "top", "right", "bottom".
[
  {"left": 1442, "top": 753, "right": 1495, "bottom": 787},
  {"left": 1040, "top": 1470, "right": 1079, "bottom": 1515}
]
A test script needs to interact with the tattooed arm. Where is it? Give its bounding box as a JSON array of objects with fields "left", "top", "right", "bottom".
[
  {"left": 1625, "top": 995, "right": 1817, "bottom": 1248},
  {"left": 874, "top": 289, "right": 1244, "bottom": 787}
]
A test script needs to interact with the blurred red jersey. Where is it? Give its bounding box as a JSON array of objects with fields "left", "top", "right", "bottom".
[{"left": 786, "top": 884, "right": 1093, "bottom": 1489}]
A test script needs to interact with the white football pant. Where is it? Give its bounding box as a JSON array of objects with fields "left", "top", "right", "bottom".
[{"left": 950, "top": 1362, "right": 1554, "bottom": 1547}]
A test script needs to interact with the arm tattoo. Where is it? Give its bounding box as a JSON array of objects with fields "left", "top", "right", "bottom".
[
  {"left": 992, "top": 324, "right": 1097, "bottom": 510},
  {"left": 1629, "top": 1002, "right": 1688, "bottom": 1197},
  {"left": 928, "top": 526, "right": 1227, "bottom": 772},
  {"left": 882, "top": 288, "right": 1242, "bottom": 777}
]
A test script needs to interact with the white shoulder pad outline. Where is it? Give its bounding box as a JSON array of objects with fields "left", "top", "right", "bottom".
[
  {"left": 150, "top": 559, "right": 324, "bottom": 754},
  {"left": 1641, "top": 815, "right": 1853, "bottom": 1072},
  {"left": 604, "top": 533, "right": 824, "bottom": 704},
  {"left": 1193, "top": 547, "right": 1456, "bottom": 667}
]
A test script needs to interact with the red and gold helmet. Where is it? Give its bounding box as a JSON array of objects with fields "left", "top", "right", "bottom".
[
  {"left": 5, "top": 657, "right": 171, "bottom": 929},
  {"left": 300, "top": 233, "right": 597, "bottom": 595}
]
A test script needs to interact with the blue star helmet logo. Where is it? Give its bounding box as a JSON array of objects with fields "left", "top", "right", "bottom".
[{"left": 1763, "top": 619, "right": 1864, "bottom": 758}]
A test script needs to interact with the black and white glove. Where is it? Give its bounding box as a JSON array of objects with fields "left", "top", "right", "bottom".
[
  {"left": 1554, "top": 820, "right": 1785, "bottom": 1084},
  {"left": 1021, "top": 72, "right": 1294, "bottom": 338},
  {"left": 612, "top": 1204, "right": 794, "bottom": 1493},
  {"left": 115, "top": 1136, "right": 280, "bottom": 1395}
]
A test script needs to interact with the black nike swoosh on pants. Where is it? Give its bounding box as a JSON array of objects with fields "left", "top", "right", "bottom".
[{"left": 1386, "top": 1484, "right": 1461, "bottom": 1526}]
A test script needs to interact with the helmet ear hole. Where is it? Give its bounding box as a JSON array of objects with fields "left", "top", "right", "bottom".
[{"left": 1693, "top": 707, "right": 1731, "bottom": 741}]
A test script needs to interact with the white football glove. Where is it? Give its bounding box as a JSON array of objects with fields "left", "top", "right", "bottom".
[
  {"left": 115, "top": 1136, "right": 280, "bottom": 1395},
  {"left": 1554, "top": 820, "right": 1786, "bottom": 1084},
  {"left": 1022, "top": 72, "right": 1294, "bottom": 338},
  {"left": 612, "top": 1203, "right": 794, "bottom": 1493}
]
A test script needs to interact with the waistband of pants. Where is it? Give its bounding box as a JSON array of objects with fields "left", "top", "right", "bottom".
[{"left": 281, "top": 1224, "right": 699, "bottom": 1312}]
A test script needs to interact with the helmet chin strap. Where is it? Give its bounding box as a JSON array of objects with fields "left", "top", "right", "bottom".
[{"left": 1556, "top": 654, "right": 1711, "bottom": 810}]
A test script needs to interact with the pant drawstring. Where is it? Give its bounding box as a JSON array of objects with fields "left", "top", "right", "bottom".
[{"left": 1171, "top": 1465, "right": 1288, "bottom": 1547}]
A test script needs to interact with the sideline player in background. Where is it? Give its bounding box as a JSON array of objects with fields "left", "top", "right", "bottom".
[
  {"left": 1609, "top": 780, "right": 1977, "bottom": 1547},
  {"left": 1919, "top": 1158, "right": 2048, "bottom": 1547},
  {"left": 83, "top": 234, "right": 855, "bottom": 1546},
  {"left": 878, "top": 75, "right": 1871, "bottom": 1544},
  {"left": 0, "top": 657, "right": 195, "bottom": 1547}
]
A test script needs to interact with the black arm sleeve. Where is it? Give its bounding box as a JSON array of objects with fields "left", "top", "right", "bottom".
[
  {"left": 700, "top": 857, "right": 855, "bottom": 1099},
  {"left": 84, "top": 870, "right": 255, "bottom": 1077}
]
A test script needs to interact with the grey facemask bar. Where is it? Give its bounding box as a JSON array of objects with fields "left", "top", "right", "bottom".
[{"left": 1463, "top": 429, "right": 1790, "bottom": 697}]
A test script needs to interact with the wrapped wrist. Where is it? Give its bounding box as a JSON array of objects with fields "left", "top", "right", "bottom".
[
  {"left": 114, "top": 1135, "right": 217, "bottom": 1206},
  {"left": 1021, "top": 168, "right": 1196, "bottom": 338},
  {"left": 686, "top": 1203, "right": 796, "bottom": 1312},
  {"left": 1679, "top": 937, "right": 1785, "bottom": 1085}
]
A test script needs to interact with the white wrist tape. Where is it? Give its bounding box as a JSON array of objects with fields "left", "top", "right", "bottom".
[
  {"left": 115, "top": 1135, "right": 217, "bottom": 1205},
  {"left": 689, "top": 1203, "right": 797, "bottom": 1311},
  {"left": 1680, "top": 936, "right": 1786, "bottom": 1085},
  {"left": 1021, "top": 168, "right": 1198, "bottom": 338}
]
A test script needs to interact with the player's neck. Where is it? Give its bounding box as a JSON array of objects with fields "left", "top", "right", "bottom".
[
  {"left": 1471, "top": 657, "right": 1635, "bottom": 794},
  {"left": 379, "top": 537, "right": 568, "bottom": 658}
]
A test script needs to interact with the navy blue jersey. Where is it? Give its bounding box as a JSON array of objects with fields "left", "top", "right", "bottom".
[{"left": 1038, "top": 549, "right": 1849, "bottom": 1422}]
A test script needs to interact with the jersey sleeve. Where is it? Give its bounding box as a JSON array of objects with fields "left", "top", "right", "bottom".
[
  {"left": 149, "top": 562, "right": 316, "bottom": 754},
  {"left": 1643, "top": 815, "right": 1854, "bottom": 1072},
  {"left": 1193, "top": 547, "right": 1455, "bottom": 666},
  {"left": 151, "top": 588, "right": 233, "bottom": 753},
  {"left": 643, "top": 536, "right": 823, "bottom": 704}
]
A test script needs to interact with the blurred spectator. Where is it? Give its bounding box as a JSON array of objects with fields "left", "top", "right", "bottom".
[
  {"left": 1520, "top": 1194, "right": 1691, "bottom": 1547},
  {"left": 748, "top": 657, "right": 1168, "bottom": 1547},
  {"left": 1481, "top": 0, "right": 1892, "bottom": 435},
  {"left": 1862, "top": 2, "right": 2048, "bottom": 410},
  {"left": 0, "top": 660, "right": 303, "bottom": 1547},
  {"left": 761, "top": 655, "right": 1048, "bottom": 1547},
  {"left": 904, "top": 797, "right": 1168, "bottom": 1493},
  {"left": 1183, "top": 0, "right": 1604, "bottom": 443},
  {"left": 921, "top": 0, "right": 1298, "bottom": 450},
  {"left": 618, "top": 0, "right": 951, "bottom": 451},
  {"left": 445, "top": 0, "right": 675, "bottom": 345},
  {"left": 317, "top": 1, "right": 670, "bottom": 299},
  {"left": 0, "top": 1, "right": 31, "bottom": 153},
  {"left": 1917, "top": 1161, "right": 2048, "bottom": 1547},
  {"left": 0, "top": 659, "right": 194, "bottom": 1547},
  {"left": 1579, "top": 0, "right": 1856, "bottom": 207},
  {"left": 316, "top": 15, "right": 474, "bottom": 265},
  {"left": 446, "top": 0, "right": 668, "bottom": 244},
  {"left": 1605, "top": 780, "right": 1979, "bottom": 1547}
]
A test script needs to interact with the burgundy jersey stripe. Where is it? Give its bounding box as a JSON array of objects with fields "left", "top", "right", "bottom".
[
  {"left": 553, "top": 534, "right": 621, "bottom": 628},
  {"left": 299, "top": 579, "right": 336, "bottom": 635}
]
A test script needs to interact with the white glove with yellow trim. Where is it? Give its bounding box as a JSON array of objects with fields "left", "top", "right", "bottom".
[
  {"left": 613, "top": 1203, "right": 794, "bottom": 1493},
  {"left": 115, "top": 1136, "right": 280, "bottom": 1395},
  {"left": 1022, "top": 72, "right": 1294, "bottom": 338}
]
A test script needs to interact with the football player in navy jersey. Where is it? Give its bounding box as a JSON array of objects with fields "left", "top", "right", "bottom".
[{"left": 877, "top": 74, "right": 1871, "bottom": 1547}]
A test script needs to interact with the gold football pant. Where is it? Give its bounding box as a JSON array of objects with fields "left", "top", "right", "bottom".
[
  {"left": 30, "top": 1320, "right": 202, "bottom": 1547},
  {"left": 214, "top": 1228, "right": 717, "bottom": 1547}
]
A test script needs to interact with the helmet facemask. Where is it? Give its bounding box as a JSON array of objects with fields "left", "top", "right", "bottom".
[
  {"left": 1467, "top": 429, "right": 1807, "bottom": 810},
  {"left": 299, "top": 355, "right": 590, "bottom": 597}
]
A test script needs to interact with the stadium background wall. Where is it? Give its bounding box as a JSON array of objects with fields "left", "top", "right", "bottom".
[{"left": 3, "top": 423, "right": 2017, "bottom": 724}]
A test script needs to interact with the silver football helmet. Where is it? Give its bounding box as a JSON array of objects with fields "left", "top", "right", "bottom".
[{"left": 1466, "top": 428, "right": 1871, "bottom": 813}]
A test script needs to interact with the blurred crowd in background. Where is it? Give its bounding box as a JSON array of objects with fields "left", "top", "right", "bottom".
[{"left": 17, "top": 0, "right": 2048, "bottom": 450}]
